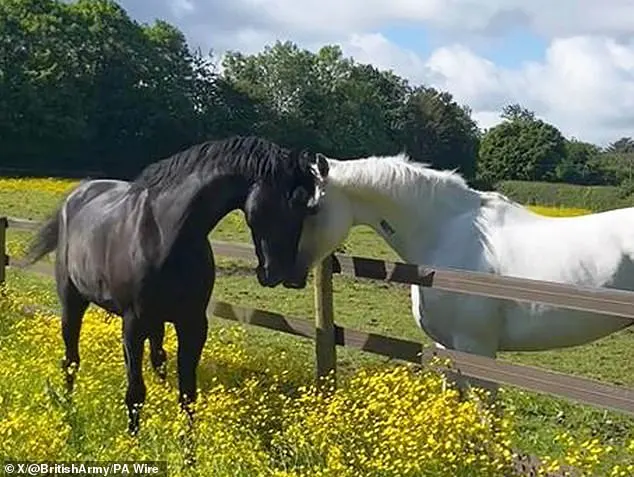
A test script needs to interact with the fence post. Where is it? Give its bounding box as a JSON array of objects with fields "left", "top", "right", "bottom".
[
  {"left": 314, "top": 255, "right": 336, "bottom": 391},
  {"left": 0, "top": 217, "right": 7, "bottom": 283}
]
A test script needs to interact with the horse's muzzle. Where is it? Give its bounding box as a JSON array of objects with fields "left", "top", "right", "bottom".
[{"left": 282, "top": 263, "right": 309, "bottom": 289}]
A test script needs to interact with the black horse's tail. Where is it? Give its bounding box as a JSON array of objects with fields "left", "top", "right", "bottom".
[{"left": 22, "top": 206, "right": 62, "bottom": 266}]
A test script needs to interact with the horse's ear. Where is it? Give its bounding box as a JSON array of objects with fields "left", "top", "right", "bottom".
[{"left": 315, "top": 153, "right": 329, "bottom": 178}]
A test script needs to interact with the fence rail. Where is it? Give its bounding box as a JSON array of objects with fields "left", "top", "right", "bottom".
[{"left": 3, "top": 216, "right": 634, "bottom": 416}]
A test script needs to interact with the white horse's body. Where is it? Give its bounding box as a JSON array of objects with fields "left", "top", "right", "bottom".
[{"left": 297, "top": 154, "right": 634, "bottom": 392}]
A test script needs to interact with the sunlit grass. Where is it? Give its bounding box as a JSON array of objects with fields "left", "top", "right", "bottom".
[
  {"left": 0, "top": 283, "right": 522, "bottom": 476},
  {"left": 0, "top": 177, "right": 633, "bottom": 475}
]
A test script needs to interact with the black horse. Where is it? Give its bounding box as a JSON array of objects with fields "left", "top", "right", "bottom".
[{"left": 23, "top": 136, "right": 329, "bottom": 435}]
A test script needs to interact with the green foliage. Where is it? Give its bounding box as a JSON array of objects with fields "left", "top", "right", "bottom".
[
  {"left": 606, "top": 137, "right": 634, "bottom": 154},
  {"left": 10, "top": 0, "right": 631, "bottom": 192},
  {"left": 222, "top": 41, "right": 480, "bottom": 174},
  {"left": 591, "top": 152, "right": 634, "bottom": 185},
  {"left": 500, "top": 103, "right": 536, "bottom": 122},
  {"left": 1, "top": 1, "right": 482, "bottom": 178},
  {"left": 496, "top": 180, "right": 634, "bottom": 212},
  {"left": 478, "top": 105, "right": 634, "bottom": 188},
  {"left": 478, "top": 107, "right": 567, "bottom": 183},
  {"left": 400, "top": 87, "right": 480, "bottom": 178},
  {"left": 222, "top": 41, "right": 408, "bottom": 157},
  {"left": 0, "top": 0, "right": 248, "bottom": 176},
  {"left": 554, "top": 139, "right": 603, "bottom": 184}
]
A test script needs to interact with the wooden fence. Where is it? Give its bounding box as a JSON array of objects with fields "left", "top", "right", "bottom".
[{"left": 2, "top": 216, "right": 634, "bottom": 416}]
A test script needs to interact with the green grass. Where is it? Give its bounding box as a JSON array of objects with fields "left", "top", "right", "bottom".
[{"left": 1, "top": 180, "right": 633, "bottom": 470}]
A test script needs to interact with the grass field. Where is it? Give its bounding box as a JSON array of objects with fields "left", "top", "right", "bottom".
[{"left": 0, "top": 179, "right": 633, "bottom": 476}]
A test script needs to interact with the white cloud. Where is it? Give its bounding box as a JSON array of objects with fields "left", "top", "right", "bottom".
[
  {"left": 343, "top": 33, "right": 429, "bottom": 82},
  {"left": 120, "top": 0, "right": 634, "bottom": 54},
  {"left": 342, "top": 33, "right": 634, "bottom": 145},
  {"left": 117, "top": 0, "right": 634, "bottom": 145},
  {"left": 168, "top": 0, "right": 195, "bottom": 17}
]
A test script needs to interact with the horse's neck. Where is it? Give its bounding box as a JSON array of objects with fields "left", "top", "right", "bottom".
[
  {"left": 346, "top": 196, "right": 417, "bottom": 261},
  {"left": 152, "top": 173, "right": 246, "bottom": 247},
  {"left": 335, "top": 164, "right": 483, "bottom": 263}
]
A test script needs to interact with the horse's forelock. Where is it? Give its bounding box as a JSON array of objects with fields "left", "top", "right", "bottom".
[
  {"left": 306, "top": 161, "right": 326, "bottom": 208},
  {"left": 287, "top": 150, "right": 327, "bottom": 209}
]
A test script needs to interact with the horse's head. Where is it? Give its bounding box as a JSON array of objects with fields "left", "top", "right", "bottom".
[
  {"left": 283, "top": 171, "right": 354, "bottom": 289},
  {"left": 244, "top": 152, "right": 329, "bottom": 288}
]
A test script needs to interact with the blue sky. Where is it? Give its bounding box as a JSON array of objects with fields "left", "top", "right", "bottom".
[
  {"left": 475, "top": 30, "right": 549, "bottom": 68},
  {"left": 381, "top": 23, "right": 549, "bottom": 68},
  {"left": 120, "top": 0, "right": 634, "bottom": 146}
]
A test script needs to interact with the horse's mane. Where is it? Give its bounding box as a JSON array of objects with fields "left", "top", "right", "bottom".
[
  {"left": 131, "top": 136, "right": 318, "bottom": 194},
  {"left": 330, "top": 152, "right": 482, "bottom": 207},
  {"left": 337, "top": 154, "right": 530, "bottom": 222}
]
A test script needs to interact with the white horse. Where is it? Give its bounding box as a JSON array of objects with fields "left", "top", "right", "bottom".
[{"left": 294, "top": 153, "right": 634, "bottom": 396}]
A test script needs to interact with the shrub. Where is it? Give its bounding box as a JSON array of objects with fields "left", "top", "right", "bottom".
[{"left": 496, "top": 181, "right": 634, "bottom": 212}]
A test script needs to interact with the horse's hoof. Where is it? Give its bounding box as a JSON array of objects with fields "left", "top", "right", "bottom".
[
  {"left": 127, "top": 404, "right": 143, "bottom": 436},
  {"left": 128, "top": 418, "right": 140, "bottom": 437},
  {"left": 61, "top": 360, "right": 78, "bottom": 394},
  {"left": 180, "top": 403, "right": 195, "bottom": 422}
]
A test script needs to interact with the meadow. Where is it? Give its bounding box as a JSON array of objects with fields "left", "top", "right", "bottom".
[{"left": 0, "top": 178, "right": 633, "bottom": 476}]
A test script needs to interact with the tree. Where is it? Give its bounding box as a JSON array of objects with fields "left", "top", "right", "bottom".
[
  {"left": 222, "top": 41, "right": 323, "bottom": 150},
  {"left": 555, "top": 139, "right": 602, "bottom": 184},
  {"left": 69, "top": 2, "right": 202, "bottom": 175},
  {"left": 0, "top": 0, "right": 89, "bottom": 168},
  {"left": 599, "top": 137, "right": 634, "bottom": 188},
  {"left": 501, "top": 103, "right": 535, "bottom": 122},
  {"left": 477, "top": 105, "right": 567, "bottom": 183},
  {"left": 222, "top": 40, "right": 482, "bottom": 170},
  {"left": 321, "top": 59, "right": 410, "bottom": 157},
  {"left": 0, "top": 0, "right": 248, "bottom": 177},
  {"left": 222, "top": 41, "right": 410, "bottom": 157},
  {"left": 399, "top": 87, "right": 480, "bottom": 178},
  {"left": 594, "top": 151, "right": 634, "bottom": 186},
  {"left": 606, "top": 137, "right": 634, "bottom": 154}
]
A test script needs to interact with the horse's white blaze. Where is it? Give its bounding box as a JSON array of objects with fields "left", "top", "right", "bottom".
[
  {"left": 298, "top": 154, "right": 634, "bottom": 393},
  {"left": 307, "top": 162, "right": 326, "bottom": 208}
]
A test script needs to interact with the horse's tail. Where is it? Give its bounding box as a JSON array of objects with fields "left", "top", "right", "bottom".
[
  {"left": 22, "top": 206, "right": 62, "bottom": 266},
  {"left": 21, "top": 179, "right": 92, "bottom": 267}
]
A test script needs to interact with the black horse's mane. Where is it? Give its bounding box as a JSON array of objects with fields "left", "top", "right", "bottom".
[{"left": 131, "top": 136, "right": 317, "bottom": 193}]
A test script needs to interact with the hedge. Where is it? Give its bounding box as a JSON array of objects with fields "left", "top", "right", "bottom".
[{"left": 495, "top": 181, "right": 634, "bottom": 212}]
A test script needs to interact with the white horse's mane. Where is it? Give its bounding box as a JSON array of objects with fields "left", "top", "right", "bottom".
[
  {"left": 332, "top": 152, "right": 467, "bottom": 187},
  {"left": 327, "top": 152, "right": 524, "bottom": 219},
  {"left": 329, "top": 153, "right": 485, "bottom": 209}
]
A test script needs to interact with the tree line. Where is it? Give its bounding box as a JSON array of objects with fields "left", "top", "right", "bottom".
[{"left": 1, "top": 0, "right": 633, "bottom": 188}]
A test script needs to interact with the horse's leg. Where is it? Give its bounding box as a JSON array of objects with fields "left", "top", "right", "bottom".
[
  {"left": 149, "top": 323, "right": 167, "bottom": 380},
  {"left": 173, "top": 312, "right": 207, "bottom": 466},
  {"left": 174, "top": 313, "right": 208, "bottom": 420},
  {"left": 58, "top": 279, "right": 89, "bottom": 393},
  {"left": 446, "top": 335, "right": 500, "bottom": 405},
  {"left": 417, "top": 289, "right": 501, "bottom": 404},
  {"left": 122, "top": 311, "right": 148, "bottom": 436}
]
